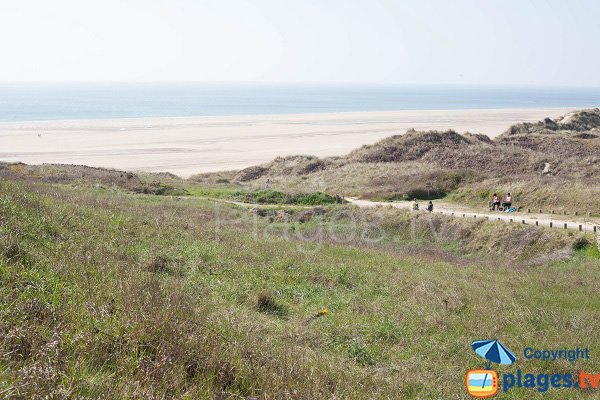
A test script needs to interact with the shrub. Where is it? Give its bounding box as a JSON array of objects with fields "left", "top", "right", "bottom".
[
  {"left": 139, "top": 182, "right": 189, "bottom": 196},
  {"left": 255, "top": 291, "right": 288, "bottom": 317},
  {"left": 297, "top": 211, "right": 313, "bottom": 223},
  {"left": 572, "top": 237, "right": 591, "bottom": 251},
  {"left": 290, "top": 192, "right": 333, "bottom": 205},
  {"left": 233, "top": 190, "right": 336, "bottom": 205},
  {"left": 405, "top": 188, "right": 446, "bottom": 200},
  {"left": 235, "top": 166, "right": 268, "bottom": 182},
  {"left": 147, "top": 255, "right": 174, "bottom": 274}
]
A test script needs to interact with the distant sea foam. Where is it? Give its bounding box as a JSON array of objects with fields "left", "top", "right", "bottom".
[{"left": 0, "top": 83, "right": 599, "bottom": 122}]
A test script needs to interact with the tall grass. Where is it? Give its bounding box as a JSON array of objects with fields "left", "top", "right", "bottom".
[{"left": 1, "top": 180, "right": 599, "bottom": 399}]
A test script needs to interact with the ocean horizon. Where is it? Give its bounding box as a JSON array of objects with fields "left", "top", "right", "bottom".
[{"left": 0, "top": 83, "right": 599, "bottom": 122}]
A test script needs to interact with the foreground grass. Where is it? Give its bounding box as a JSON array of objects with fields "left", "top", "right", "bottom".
[{"left": 1, "top": 180, "right": 599, "bottom": 399}]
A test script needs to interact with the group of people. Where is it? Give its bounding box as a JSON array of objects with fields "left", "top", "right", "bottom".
[
  {"left": 411, "top": 199, "right": 434, "bottom": 213},
  {"left": 409, "top": 193, "right": 514, "bottom": 215},
  {"left": 262, "top": 179, "right": 513, "bottom": 215},
  {"left": 490, "top": 192, "right": 514, "bottom": 212}
]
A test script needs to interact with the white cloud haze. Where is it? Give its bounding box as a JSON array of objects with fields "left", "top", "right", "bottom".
[{"left": 1, "top": 0, "right": 599, "bottom": 85}]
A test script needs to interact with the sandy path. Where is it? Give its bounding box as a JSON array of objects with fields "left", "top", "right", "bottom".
[
  {"left": 0, "top": 107, "right": 572, "bottom": 177},
  {"left": 346, "top": 198, "right": 600, "bottom": 233},
  {"left": 181, "top": 195, "right": 599, "bottom": 234}
]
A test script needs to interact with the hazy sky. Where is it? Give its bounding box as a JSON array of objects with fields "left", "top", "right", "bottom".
[{"left": 1, "top": 0, "right": 599, "bottom": 85}]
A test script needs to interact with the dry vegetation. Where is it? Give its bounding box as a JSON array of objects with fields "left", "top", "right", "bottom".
[
  {"left": 192, "top": 108, "right": 600, "bottom": 212},
  {"left": 1, "top": 109, "right": 600, "bottom": 398},
  {"left": 4, "top": 109, "right": 598, "bottom": 213},
  {"left": 1, "top": 176, "right": 599, "bottom": 399}
]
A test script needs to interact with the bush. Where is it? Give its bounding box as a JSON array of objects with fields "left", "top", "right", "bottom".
[
  {"left": 404, "top": 188, "right": 446, "bottom": 200},
  {"left": 147, "top": 255, "right": 173, "bottom": 274},
  {"left": 448, "top": 172, "right": 463, "bottom": 189},
  {"left": 139, "top": 182, "right": 189, "bottom": 196},
  {"left": 572, "top": 237, "right": 591, "bottom": 251},
  {"left": 573, "top": 238, "right": 600, "bottom": 258},
  {"left": 233, "top": 190, "right": 336, "bottom": 205},
  {"left": 297, "top": 211, "right": 313, "bottom": 223},
  {"left": 293, "top": 192, "right": 337, "bottom": 205},
  {"left": 255, "top": 291, "right": 288, "bottom": 317}
]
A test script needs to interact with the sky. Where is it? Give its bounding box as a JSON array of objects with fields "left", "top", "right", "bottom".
[{"left": 1, "top": 0, "right": 599, "bottom": 86}]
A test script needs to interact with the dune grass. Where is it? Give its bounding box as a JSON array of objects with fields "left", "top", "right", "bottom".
[
  {"left": 186, "top": 185, "right": 338, "bottom": 206},
  {"left": 1, "top": 180, "right": 599, "bottom": 399},
  {"left": 447, "top": 177, "right": 600, "bottom": 215}
]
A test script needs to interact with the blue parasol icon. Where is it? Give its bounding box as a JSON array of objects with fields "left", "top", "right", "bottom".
[{"left": 472, "top": 339, "right": 516, "bottom": 369}]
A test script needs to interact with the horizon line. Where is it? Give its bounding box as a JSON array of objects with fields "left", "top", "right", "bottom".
[{"left": 1, "top": 80, "right": 600, "bottom": 90}]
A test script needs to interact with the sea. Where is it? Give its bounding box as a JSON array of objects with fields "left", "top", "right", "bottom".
[{"left": 0, "top": 83, "right": 599, "bottom": 122}]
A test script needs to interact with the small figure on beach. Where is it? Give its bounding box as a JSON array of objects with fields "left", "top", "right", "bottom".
[
  {"left": 426, "top": 201, "right": 433, "bottom": 213},
  {"left": 265, "top": 178, "right": 272, "bottom": 189},
  {"left": 411, "top": 199, "right": 419, "bottom": 211}
]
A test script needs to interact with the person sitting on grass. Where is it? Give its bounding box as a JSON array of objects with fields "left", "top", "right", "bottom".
[
  {"left": 491, "top": 193, "right": 501, "bottom": 211},
  {"left": 426, "top": 201, "right": 433, "bottom": 213},
  {"left": 411, "top": 199, "right": 419, "bottom": 211},
  {"left": 502, "top": 192, "right": 513, "bottom": 211}
]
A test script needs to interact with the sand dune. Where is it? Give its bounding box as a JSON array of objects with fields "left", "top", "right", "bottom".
[{"left": 0, "top": 108, "right": 573, "bottom": 177}]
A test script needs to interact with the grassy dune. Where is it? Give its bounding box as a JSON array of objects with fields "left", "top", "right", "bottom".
[
  {"left": 192, "top": 109, "right": 600, "bottom": 213},
  {"left": 448, "top": 177, "right": 600, "bottom": 216},
  {"left": 1, "top": 179, "right": 599, "bottom": 399}
]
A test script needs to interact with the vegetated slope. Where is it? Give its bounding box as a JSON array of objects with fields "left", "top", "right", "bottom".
[
  {"left": 1, "top": 179, "right": 599, "bottom": 399},
  {"left": 192, "top": 108, "right": 600, "bottom": 211},
  {"left": 2, "top": 108, "right": 599, "bottom": 211},
  {"left": 0, "top": 162, "right": 188, "bottom": 195},
  {"left": 503, "top": 108, "right": 600, "bottom": 134},
  {"left": 346, "top": 129, "right": 547, "bottom": 175},
  {"left": 0, "top": 162, "right": 144, "bottom": 190}
]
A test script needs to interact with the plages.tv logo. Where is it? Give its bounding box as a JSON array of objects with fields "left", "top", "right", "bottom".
[{"left": 466, "top": 339, "right": 516, "bottom": 398}]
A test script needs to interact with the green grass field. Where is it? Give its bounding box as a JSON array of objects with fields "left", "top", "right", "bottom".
[{"left": 1, "top": 180, "right": 599, "bottom": 399}]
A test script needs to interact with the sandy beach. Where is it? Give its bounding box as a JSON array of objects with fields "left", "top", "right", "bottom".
[{"left": 0, "top": 108, "right": 573, "bottom": 177}]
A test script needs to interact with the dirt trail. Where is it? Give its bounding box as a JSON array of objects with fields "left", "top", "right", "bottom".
[{"left": 345, "top": 198, "right": 600, "bottom": 234}]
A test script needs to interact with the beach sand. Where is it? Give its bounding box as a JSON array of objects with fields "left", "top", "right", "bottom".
[{"left": 0, "top": 108, "right": 573, "bottom": 177}]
